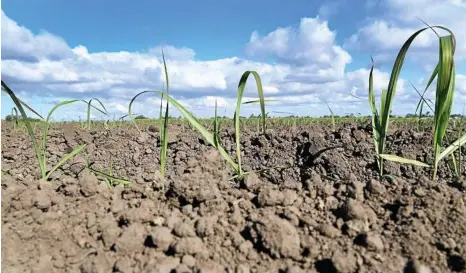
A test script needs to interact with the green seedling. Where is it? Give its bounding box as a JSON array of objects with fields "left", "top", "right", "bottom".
[
  {"left": 324, "top": 101, "right": 336, "bottom": 131},
  {"left": 129, "top": 71, "right": 268, "bottom": 179},
  {"left": 86, "top": 155, "right": 131, "bottom": 188},
  {"left": 1, "top": 80, "right": 86, "bottom": 181},
  {"left": 11, "top": 107, "right": 19, "bottom": 130},
  {"left": 83, "top": 98, "right": 108, "bottom": 129},
  {"left": 422, "top": 29, "right": 466, "bottom": 179},
  {"left": 371, "top": 24, "right": 465, "bottom": 179},
  {"left": 129, "top": 49, "right": 170, "bottom": 177}
]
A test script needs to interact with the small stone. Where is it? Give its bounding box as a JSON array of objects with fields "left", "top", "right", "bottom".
[
  {"left": 181, "top": 255, "right": 196, "bottom": 267},
  {"left": 151, "top": 226, "right": 173, "bottom": 251},
  {"left": 257, "top": 188, "right": 283, "bottom": 207},
  {"left": 317, "top": 224, "right": 341, "bottom": 238},
  {"left": 367, "top": 179, "right": 386, "bottom": 195},
  {"left": 195, "top": 216, "right": 216, "bottom": 237},
  {"left": 253, "top": 215, "right": 300, "bottom": 259},
  {"left": 345, "top": 199, "right": 367, "bottom": 221},
  {"left": 173, "top": 237, "right": 204, "bottom": 255},
  {"left": 331, "top": 250, "right": 358, "bottom": 273},
  {"left": 242, "top": 172, "right": 263, "bottom": 191},
  {"left": 362, "top": 232, "right": 384, "bottom": 251},
  {"left": 114, "top": 223, "right": 146, "bottom": 254},
  {"left": 414, "top": 187, "right": 426, "bottom": 197},
  {"left": 282, "top": 190, "right": 298, "bottom": 206},
  {"left": 343, "top": 220, "right": 368, "bottom": 237},
  {"left": 79, "top": 173, "right": 99, "bottom": 197},
  {"left": 347, "top": 174, "right": 364, "bottom": 201},
  {"left": 152, "top": 216, "right": 165, "bottom": 226},
  {"left": 238, "top": 240, "right": 253, "bottom": 255},
  {"left": 173, "top": 221, "right": 197, "bottom": 237}
]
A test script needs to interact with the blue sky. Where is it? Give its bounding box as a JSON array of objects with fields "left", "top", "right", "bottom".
[{"left": 2, "top": 0, "right": 466, "bottom": 120}]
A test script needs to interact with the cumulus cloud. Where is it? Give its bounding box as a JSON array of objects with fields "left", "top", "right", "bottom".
[
  {"left": 245, "top": 17, "right": 351, "bottom": 79},
  {"left": 344, "top": 0, "right": 466, "bottom": 63},
  {"left": 1, "top": 11, "right": 74, "bottom": 62},
  {"left": 2, "top": 8, "right": 464, "bottom": 120}
]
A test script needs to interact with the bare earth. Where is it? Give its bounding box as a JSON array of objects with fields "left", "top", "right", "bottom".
[{"left": 1, "top": 122, "right": 465, "bottom": 273}]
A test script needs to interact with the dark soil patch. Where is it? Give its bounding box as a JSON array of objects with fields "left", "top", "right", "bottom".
[{"left": 1, "top": 122, "right": 465, "bottom": 272}]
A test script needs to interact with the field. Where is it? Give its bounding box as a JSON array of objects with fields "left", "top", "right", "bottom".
[
  {"left": 2, "top": 25, "right": 466, "bottom": 273},
  {"left": 1, "top": 119, "right": 465, "bottom": 273}
]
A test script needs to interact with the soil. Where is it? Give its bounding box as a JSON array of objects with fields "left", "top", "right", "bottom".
[{"left": 1, "top": 121, "right": 465, "bottom": 273}]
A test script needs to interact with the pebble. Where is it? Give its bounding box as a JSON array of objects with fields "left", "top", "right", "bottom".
[
  {"left": 345, "top": 199, "right": 367, "bottom": 221},
  {"left": 181, "top": 255, "right": 196, "bottom": 268},
  {"left": 368, "top": 179, "right": 386, "bottom": 195},
  {"left": 317, "top": 224, "right": 341, "bottom": 238},
  {"left": 414, "top": 187, "right": 426, "bottom": 197},
  {"left": 363, "top": 232, "right": 384, "bottom": 251}
]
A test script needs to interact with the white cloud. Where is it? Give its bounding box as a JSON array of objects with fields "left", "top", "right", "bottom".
[
  {"left": 2, "top": 8, "right": 464, "bottom": 120},
  {"left": 345, "top": 0, "right": 466, "bottom": 62},
  {"left": 245, "top": 17, "right": 351, "bottom": 81},
  {"left": 1, "top": 11, "right": 74, "bottom": 62}
]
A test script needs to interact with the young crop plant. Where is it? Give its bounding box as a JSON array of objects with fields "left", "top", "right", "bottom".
[
  {"left": 370, "top": 24, "right": 466, "bottom": 179},
  {"left": 84, "top": 98, "right": 108, "bottom": 129},
  {"left": 86, "top": 155, "right": 132, "bottom": 188},
  {"left": 11, "top": 107, "right": 19, "bottom": 130},
  {"left": 129, "top": 70, "right": 268, "bottom": 179},
  {"left": 2, "top": 80, "right": 86, "bottom": 181},
  {"left": 129, "top": 49, "right": 171, "bottom": 178},
  {"left": 324, "top": 101, "right": 336, "bottom": 131}
]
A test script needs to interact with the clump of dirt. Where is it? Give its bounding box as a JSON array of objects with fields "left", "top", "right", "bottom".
[{"left": 1, "top": 122, "right": 465, "bottom": 273}]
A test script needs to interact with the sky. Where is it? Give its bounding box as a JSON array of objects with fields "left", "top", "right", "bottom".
[{"left": 1, "top": 0, "right": 466, "bottom": 120}]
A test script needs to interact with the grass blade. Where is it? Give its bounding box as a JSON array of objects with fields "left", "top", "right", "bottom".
[
  {"left": 129, "top": 91, "right": 239, "bottom": 173},
  {"left": 213, "top": 99, "right": 220, "bottom": 148},
  {"left": 1, "top": 80, "right": 46, "bottom": 176},
  {"left": 437, "top": 133, "right": 466, "bottom": 162},
  {"left": 45, "top": 144, "right": 86, "bottom": 180},
  {"left": 432, "top": 35, "right": 456, "bottom": 179},
  {"left": 160, "top": 49, "right": 170, "bottom": 177},
  {"left": 324, "top": 101, "right": 335, "bottom": 131},
  {"left": 42, "top": 100, "right": 81, "bottom": 167},
  {"left": 379, "top": 154, "right": 430, "bottom": 168},
  {"left": 85, "top": 98, "right": 108, "bottom": 129},
  {"left": 234, "top": 71, "right": 267, "bottom": 176},
  {"left": 87, "top": 167, "right": 132, "bottom": 186}
]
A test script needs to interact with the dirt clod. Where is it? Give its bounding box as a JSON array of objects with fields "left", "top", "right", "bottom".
[
  {"left": 253, "top": 214, "right": 301, "bottom": 259},
  {"left": 2, "top": 123, "right": 465, "bottom": 273}
]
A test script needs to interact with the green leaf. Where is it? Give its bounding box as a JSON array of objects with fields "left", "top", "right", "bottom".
[
  {"left": 42, "top": 100, "right": 81, "bottom": 166},
  {"left": 379, "top": 154, "right": 430, "bottom": 168},
  {"left": 46, "top": 144, "right": 86, "bottom": 180},
  {"left": 129, "top": 90, "right": 239, "bottom": 174},
  {"left": 234, "top": 71, "right": 267, "bottom": 176},
  {"left": 2, "top": 80, "right": 46, "bottom": 177},
  {"left": 432, "top": 34, "right": 456, "bottom": 179},
  {"left": 437, "top": 133, "right": 466, "bottom": 162},
  {"left": 87, "top": 167, "right": 132, "bottom": 186},
  {"left": 160, "top": 49, "right": 170, "bottom": 177}
]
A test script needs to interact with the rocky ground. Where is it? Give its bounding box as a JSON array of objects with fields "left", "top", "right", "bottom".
[{"left": 1, "top": 122, "right": 465, "bottom": 273}]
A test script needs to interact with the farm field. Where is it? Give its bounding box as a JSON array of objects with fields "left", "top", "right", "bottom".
[
  {"left": 1, "top": 120, "right": 465, "bottom": 273},
  {"left": 2, "top": 16, "right": 466, "bottom": 273}
]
